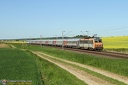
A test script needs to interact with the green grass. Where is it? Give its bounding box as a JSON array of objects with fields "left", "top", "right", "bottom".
[
  {"left": 39, "top": 47, "right": 128, "bottom": 77},
  {"left": 50, "top": 57, "right": 126, "bottom": 85},
  {"left": 0, "top": 47, "right": 87, "bottom": 85},
  {"left": 34, "top": 54, "right": 86, "bottom": 85},
  {"left": 0, "top": 48, "right": 42, "bottom": 85},
  {"left": 38, "top": 53, "right": 126, "bottom": 85},
  {"left": 74, "top": 64, "right": 127, "bottom": 85},
  {"left": 102, "top": 36, "right": 128, "bottom": 50},
  {"left": 13, "top": 44, "right": 128, "bottom": 77}
]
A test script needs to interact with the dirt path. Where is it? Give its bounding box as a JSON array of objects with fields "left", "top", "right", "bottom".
[
  {"left": 9, "top": 44, "right": 16, "bottom": 48},
  {"left": 32, "top": 51, "right": 116, "bottom": 85},
  {"left": 37, "top": 52, "right": 128, "bottom": 84},
  {"left": 0, "top": 44, "right": 10, "bottom": 48}
]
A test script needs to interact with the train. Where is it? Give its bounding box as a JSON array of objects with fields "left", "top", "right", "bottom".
[{"left": 27, "top": 37, "right": 103, "bottom": 50}]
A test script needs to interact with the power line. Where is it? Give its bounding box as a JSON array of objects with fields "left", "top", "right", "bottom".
[{"left": 106, "top": 27, "right": 127, "bottom": 31}]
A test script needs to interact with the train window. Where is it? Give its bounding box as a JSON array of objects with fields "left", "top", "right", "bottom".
[
  {"left": 99, "top": 39, "right": 102, "bottom": 42},
  {"left": 80, "top": 40, "right": 82, "bottom": 43},
  {"left": 73, "top": 41, "right": 76, "bottom": 43},
  {"left": 89, "top": 40, "right": 93, "bottom": 44},
  {"left": 80, "top": 40, "right": 90, "bottom": 44},
  {"left": 84, "top": 40, "right": 88, "bottom": 43},
  {"left": 95, "top": 38, "right": 102, "bottom": 42},
  {"left": 80, "top": 40, "right": 84, "bottom": 44},
  {"left": 95, "top": 40, "right": 98, "bottom": 43}
]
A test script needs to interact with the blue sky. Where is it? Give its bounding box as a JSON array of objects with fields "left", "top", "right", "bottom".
[{"left": 0, "top": 0, "right": 128, "bottom": 39}]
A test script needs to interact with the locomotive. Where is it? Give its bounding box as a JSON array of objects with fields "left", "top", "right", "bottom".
[{"left": 27, "top": 37, "right": 103, "bottom": 50}]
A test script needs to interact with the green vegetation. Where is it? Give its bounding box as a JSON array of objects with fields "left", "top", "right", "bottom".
[
  {"left": 34, "top": 55, "right": 86, "bottom": 85},
  {"left": 13, "top": 44, "right": 128, "bottom": 77},
  {"left": 102, "top": 36, "right": 128, "bottom": 52},
  {"left": 4, "top": 40, "right": 26, "bottom": 44},
  {"left": 74, "top": 65, "right": 126, "bottom": 85},
  {"left": 0, "top": 47, "right": 87, "bottom": 85},
  {"left": 3, "top": 36, "right": 128, "bottom": 84},
  {"left": 38, "top": 53, "right": 126, "bottom": 85},
  {"left": 51, "top": 58, "right": 126, "bottom": 85},
  {"left": 0, "top": 48, "right": 42, "bottom": 85}
]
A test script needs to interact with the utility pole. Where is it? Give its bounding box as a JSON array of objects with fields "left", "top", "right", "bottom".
[
  {"left": 40, "top": 35, "right": 42, "bottom": 46},
  {"left": 55, "top": 35, "right": 57, "bottom": 39},
  {"left": 86, "top": 31, "right": 89, "bottom": 37},
  {"left": 62, "top": 31, "right": 65, "bottom": 50},
  {"left": 86, "top": 31, "right": 89, "bottom": 49}
]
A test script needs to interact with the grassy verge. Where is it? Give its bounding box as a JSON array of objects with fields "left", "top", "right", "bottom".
[
  {"left": 0, "top": 48, "right": 42, "bottom": 85},
  {"left": 104, "top": 48, "right": 128, "bottom": 53},
  {"left": 32, "top": 53, "right": 86, "bottom": 85},
  {"left": 40, "top": 53, "right": 126, "bottom": 85},
  {"left": 73, "top": 64, "right": 126, "bottom": 85},
  {"left": 13, "top": 44, "right": 128, "bottom": 77}
]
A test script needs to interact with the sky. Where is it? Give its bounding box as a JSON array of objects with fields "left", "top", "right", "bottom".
[{"left": 0, "top": 0, "right": 128, "bottom": 39}]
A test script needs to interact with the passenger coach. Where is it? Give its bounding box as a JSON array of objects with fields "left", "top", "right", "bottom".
[{"left": 27, "top": 37, "right": 103, "bottom": 50}]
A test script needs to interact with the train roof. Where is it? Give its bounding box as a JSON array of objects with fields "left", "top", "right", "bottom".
[
  {"left": 27, "top": 37, "right": 102, "bottom": 42},
  {"left": 27, "top": 38, "right": 80, "bottom": 41}
]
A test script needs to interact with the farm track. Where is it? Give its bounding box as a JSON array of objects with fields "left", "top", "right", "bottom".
[
  {"left": 8, "top": 44, "right": 128, "bottom": 84},
  {"left": 9, "top": 44, "right": 16, "bottom": 48},
  {"left": 32, "top": 51, "right": 114, "bottom": 85},
  {"left": 32, "top": 51, "right": 128, "bottom": 85},
  {"left": 45, "top": 45, "right": 128, "bottom": 59},
  {"left": 0, "top": 44, "right": 10, "bottom": 48}
]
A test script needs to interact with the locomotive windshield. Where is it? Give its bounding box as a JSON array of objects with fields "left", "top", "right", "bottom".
[{"left": 94, "top": 37, "right": 102, "bottom": 43}]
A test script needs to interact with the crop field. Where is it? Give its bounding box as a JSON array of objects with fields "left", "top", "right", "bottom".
[
  {"left": 0, "top": 47, "right": 87, "bottom": 85},
  {"left": 3, "top": 36, "right": 128, "bottom": 84},
  {"left": 14, "top": 44, "right": 128, "bottom": 77},
  {"left": 3, "top": 40, "right": 26, "bottom": 44},
  {"left": 11, "top": 44, "right": 128, "bottom": 84},
  {"left": 102, "top": 36, "right": 128, "bottom": 49},
  {"left": 0, "top": 48, "right": 42, "bottom": 85},
  {"left": 0, "top": 44, "right": 10, "bottom": 48}
]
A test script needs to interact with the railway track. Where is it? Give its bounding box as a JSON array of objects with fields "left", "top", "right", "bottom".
[
  {"left": 31, "top": 44, "right": 128, "bottom": 59},
  {"left": 45, "top": 45, "right": 128, "bottom": 59},
  {"left": 65, "top": 48, "right": 128, "bottom": 59}
]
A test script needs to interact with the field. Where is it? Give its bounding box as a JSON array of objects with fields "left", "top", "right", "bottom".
[
  {"left": 0, "top": 48, "right": 42, "bottom": 85},
  {"left": 102, "top": 36, "right": 128, "bottom": 52},
  {"left": 0, "top": 47, "right": 86, "bottom": 85},
  {"left": 11, "top": 44, "right": 128, "bottom": 84},
  {"left": 3, "top": 40, "right": 26, "bottom": 44},
  {"left": 1, "top": 36, "right": 128, "bottom": 84},
  {"left": 14, "top": 44, "right": 128, "bottom": 77},
  {"left": 0, "top": 44, "right": 10, "bottom": 48},
  {"left": 102, "top": 36, "right": 128, "bottom": 49}
]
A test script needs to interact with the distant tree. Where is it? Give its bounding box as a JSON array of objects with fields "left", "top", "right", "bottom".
[{"left": 73, "top": 35, "right": 89, "bottom": 38}]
